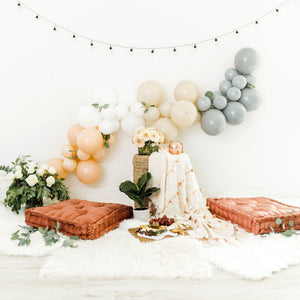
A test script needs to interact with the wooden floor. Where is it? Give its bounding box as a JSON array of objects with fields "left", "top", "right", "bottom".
[{"left": 1, "top": 255, "right": 300, "bottom": 300}]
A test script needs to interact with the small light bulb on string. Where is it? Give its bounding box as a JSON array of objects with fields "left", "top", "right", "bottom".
[
  {"left": 194, "top": 44, "right": 197, "bottom": 49},
  {"left": 255, "top": 20, "right": 259, "bottom": 24},
  {"left": 214, "top": 38, "right": 218, "bottom": 42},
  {"left": 90, "top": 41, "right": 94, "bottom": 46},
  {"left": 130, "top": 48, "right": 133, "bottom": 52},
  {"left": 235, "top": 30, "right": 239, "bottom": 34},
  {"left": 109, "top": 45, "right": 112, "bottom": 50},
  {"left": 53, "top": 25, "right": 57, "bottom": 31},
  {"left": 17, "top": 2, "right": 21, "bottom": 6},
  {"left": 35, "top": 15, "right": 39, "bottom": 19},
  {"left": 173, "top": 48, "right": 176, "bottom": 52},
  {"left": 276, "top": 8, "right": 279, "bottom": 12},
  {"left": 73, "top": 34, "right": 76, "bottom": 38},
  {"left": 151, "top": 49, "right": 154, "bottom": 54}
]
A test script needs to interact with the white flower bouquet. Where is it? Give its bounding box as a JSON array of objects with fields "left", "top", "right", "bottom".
[
  {"left": 0, "top": 156, "right": 69, "bottom": 213},
  {"left": 132, "top": 127, "right": 165, "bottom": 155}
]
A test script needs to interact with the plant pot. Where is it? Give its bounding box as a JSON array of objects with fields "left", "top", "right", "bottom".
[{"left": 133, "top": 208, "right": 149, "bottom": 222}]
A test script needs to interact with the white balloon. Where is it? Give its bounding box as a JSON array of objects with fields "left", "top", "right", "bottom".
[
  {"left": 170, "top": 100, "right": 197, "bottom": 128},
  {"left": 112, "top": 119, "right": 120, "bottom": 132},
  {"left": 153, "top": 118, "right": 178, "bottom": 143},
  {"left": 115, "top": 104, "right": 129, "bottom": 120},
  {"left": 77, "top": 105, "right": 101, "bottom": 128},
  {"left": 101, "top": 106, "right": 116, "bottom": 120},
  {"left": 131, "top": 103, "right": 145, "bottom": 117},
  {"left": 144, "top": 107, "right": 160, "bottom": 122},
  {"left": 118, "top": 91, "right": 137, "bottom": 107},
  {"left": 159, "top": 102, "right": 172, "bottom": 117},
  {"left": 121, "top": 113, "right": 145, "bottom": 136},
  {"left": 93, "top": 86, "right": 118, "bottom": 105},
  {"left": 98, "top": 120, "right": 115, "bottom": 135}
]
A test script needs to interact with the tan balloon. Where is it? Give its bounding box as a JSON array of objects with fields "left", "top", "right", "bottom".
[
  {"left": 92, "top": 148, "right": 106, "bottom": 161},
  {"left": 61, "top": 144, "right": 76, "bottom": 159},
  {"left": 153, "top": 118, "right": 178, "bottom": 143},
  {"left": 137, "top": 80, "right": 163, "bottom": 106},
  {"left": 170, "top": 100, "right": 198, "bottom": 128},
  {"left": 77, "top": 150, "right": 90, "bottom": 161},
  {"left": 47, "top": 158, "right": 67, "bottom": 179},
  {"left": 63, "top": 159, "right": 77, "bottom": 172},
  {"left": 159, "top": 102, "right": 172, "bottom": 117},
  {"left": 144, "top": 107, "right": 160, "bottom": 122},
  {"left": 77, "top": 128, "right": 103, "bottom": 155},
  {"left": 67, "top": 124, "right": 84, "bottom": 147},
  {"left": 76, "top": 159, "right": 101, "bottom": 184},
  {"left": 174, "top": 81, "right": 200, "bottom": 103}
]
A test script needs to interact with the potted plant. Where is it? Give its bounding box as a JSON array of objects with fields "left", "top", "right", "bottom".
[{"left": 119, "top": 172, "right": 160, "bottom": 221}]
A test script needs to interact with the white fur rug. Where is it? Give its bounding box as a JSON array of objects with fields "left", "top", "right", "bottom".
[{"left": 1, "top": 200, "right": 300, "bottom": 280}]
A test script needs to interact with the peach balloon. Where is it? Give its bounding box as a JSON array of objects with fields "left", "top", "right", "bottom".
[
  {"left": 61, "top": 144, "right": 77, "bottom": 159},
  {"left": 77, "top": 128, "right": 103, "bottom": 155},
  {"left": 92, "top": 148, "right": 106, "bottom": 161},
  {"left": 108, "top": 134, "right": 115, "bottom": 146},
  {"left": 63, "top": 158, "right": 77, "bottom": 172},
  {"left": 77, "top": 150, "right": 91, "bottom": 161},
  {"left": 76, "top": 159, "right": 101, "bottom": 184},
  {"left": 174, "top": 81, "right": 200, "bottom": 103},
  {"left": 67, "top": 124, "right": 84, "bottom": 147},
  {"left": 47, "top": 158, "right": 67, "bottom": 179},
  {"left": 137, "top": 80, "right": 163, "bottom": 106}
]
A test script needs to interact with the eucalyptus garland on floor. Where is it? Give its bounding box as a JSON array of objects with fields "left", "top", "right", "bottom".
[{"left": 2, "top": 155, "right": 69, "bottom": 213}]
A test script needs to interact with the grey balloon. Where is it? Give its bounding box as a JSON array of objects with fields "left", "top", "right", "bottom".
[
  {"left": 219, "top": 80, "right": 232, "bottom": 94},
  {"left": 239, "top": 88, "right": 261, "bottom": 111},
  {"left": 201, "top": 109, "right": 226, "bottom": 135},
  {"left": 213, "top": 95, "right": 227, "bottom": 110},
  {"left": 196, "top": 96, "right": 211, "bottom": 112},
  {"left": 234, "top": 48, "right": 259, "bottom": 75},
  {"left": 232, "top": 75, "right": 247, "bottom": 89},
  {"left": 245, "top": 74, "right": 256, "bottom": 86},
  {"left": 213, "top": 90, "right": 222, "bottom": 99},
  {"left": 227, "top": 87, "right": 241, "bottom": 101},
  {"left": 223, "top": 102, "right": 246, "bottom": 125},
  {"left": 225, "top": 68, "right": 239, "bottom": 81}
]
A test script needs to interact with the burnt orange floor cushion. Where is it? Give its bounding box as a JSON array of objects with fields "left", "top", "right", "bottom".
[
  {"left": 25, "top": 199, "right": 133, "bottom": 239},
  {"left": 207, "top": 197, "right": 300, "bottom": 235}
]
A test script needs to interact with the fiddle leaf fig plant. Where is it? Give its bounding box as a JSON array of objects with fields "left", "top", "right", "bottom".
[{"left": 119, "top": 172, "right": 160, "bottom": 208}]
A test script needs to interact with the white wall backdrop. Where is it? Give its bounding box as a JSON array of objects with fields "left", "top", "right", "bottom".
[{"left": 0, "top": 0, "right": 299, "bottom": 203}]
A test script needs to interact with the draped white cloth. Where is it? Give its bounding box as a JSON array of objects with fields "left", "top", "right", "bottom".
[{"left": 148, "top": 149, "right": 234, "bottom": 239}]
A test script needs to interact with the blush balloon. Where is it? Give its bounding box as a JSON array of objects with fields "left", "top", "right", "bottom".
[
  {"left": 92, "top": 148, "right": 106, "bottom": 161},
  {"left": 47, "top": 158, "right": 67, "bottom": 179},
  {"left": 77, "top": 150, "right": 91, "bottom": 161},
  {"left": 63, "top": 159, "right": 77, "bottom": 172},
  {"left": 76, "top": 160, "right": 101, "bottom": 184},
  {"left": 61, "top": 144, "right": 77, "bottom": 159},
  {"left": 67, "top": 124, "right": 84, "bottom": 147},
  {"left": 77, "top": 128, "right": 103, "bottom": 155}
]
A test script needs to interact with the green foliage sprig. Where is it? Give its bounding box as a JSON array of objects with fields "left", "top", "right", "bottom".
[
  {"left": 92, "top": 103, "right": 109, "bottom": 111},
  {"left": 119, "top": 172, "right": 160, "bottom": 208},
  {"left": 0, "top": 165, "right": 13, "bottom": 173},
  {"left": 11, "top": 222, "right": 79, "bottom": 248},
  {"left": 102, "top": 134, "right": 111, "bottom": 149},
  {"left": 3, "top": 155, "right": 70, "bottom": 213},
  {"left": 141, "top": 101, "right": 155, "bottom": 113},
  {"left": 268, "top": 209, "right": 297, "bottom": 237}
]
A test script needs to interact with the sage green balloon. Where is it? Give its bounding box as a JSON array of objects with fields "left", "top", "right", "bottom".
[
  {"left": 234, "top": 48, "right": 259, "bottom": 75},
  {"left": 213, "top": 90, "right": 222, "bottom": 99},
  {"left": 219, "top": 80, "right": 232, "bottom": 94},
  {"left": 196, "top": 96, "right": 211, "bottom": 112},
  {"left": 245, "top": 74, "right": 256, "bottom": 86},
  {"left": 239, "top": 88, "right": 261, "bottom": 111},
  {"left": 201, "top": 109, "right": 226, "bottom": 135},
  {"left": 225, "top": 68, "right": 239, "bottom": 81},
  {"left": 213, "top": 95, "right": 227, "bottom": 110},
  {"left": 232, "top": 75, "right": 247, "bottom": 89},
  {"left": 223, "top": 102, "right": 246, "bottom": 125},
  {"left": 227, "top": 87, "right": 241, "bottom": 101}
]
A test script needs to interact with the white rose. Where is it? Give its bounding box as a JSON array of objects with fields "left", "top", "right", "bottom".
[
  {"left": 27, "top": 162, "right": 36, "bottom": 174},
  {"left": 6, "top": 172, "right": 16, "bottom": 181},
  {"left": 25, "top": 174, "right": 38, "bottom": 187},
  {"left": 15, "top": 170, "right": 23, "bottom": 179},
  {"left": 48, "top": 167, "right": 56, "bottom": 175},
  {"left": 41, "top": 163, "right": 50, "bottom": 171},
  {"left": 15, "top": 165, "right": 22, "bottom": 172},
  {"left": 46, "top": 176, "right": 55, "bottom": 187},
  {"left": 36, "top": 168, "right": 45, "bottom": 176}
]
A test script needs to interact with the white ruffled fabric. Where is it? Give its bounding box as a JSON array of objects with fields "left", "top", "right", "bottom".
[{"left": 148, "top": 149, "right": 234, "bottom": 240}]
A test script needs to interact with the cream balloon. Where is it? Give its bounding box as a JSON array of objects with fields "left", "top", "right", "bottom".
[
  {"left": 144, "top": 107, "right": 160, "bottom": 122},
  {"left": 170, "top": 100, "right": 198, "bottom": 128},
  {"left": 159, "top": 102, "right": 172, "bottom": 117},
  {"left": 67, "top": 124, "right": 84, "bottom": 147},
  {"left": 77, "top": 128, "right": 103, "bottom": 155},
  {"left": 46, "top": 158, "right": 67, "bottom": 179},
  {"left": 137, "top": 81, "right": 163, "bottom": 106},
  {"left": 61, "top": 144, "right": 76, "bottom": 159},
  {"left": 63, "top": 159, "right": 77, "bottom": 172},
  {"left": 92, "top": 148, "right": 106, "bottom": 161},
  {"left": 153, "top": 118, "right": 178, "bottom": 143},
  {"left": 77, "top": 150, "right": 91, "bottom": 161},
  {"left": 194, "top": 111, "right": 201, "bottom": 124},
  {"left": 174, "top": 81, "right": 200, "bottom": 103},
  {"left": 76, "top": 159, "right": 101, "bottom": 185},
  {"left": 121, "top": 112, "right": 145, "bottom": 136}
]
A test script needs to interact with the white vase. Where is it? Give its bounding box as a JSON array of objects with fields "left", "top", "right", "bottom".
[{"left": 133, "top": 208, "right": 149, "bottom": 222}]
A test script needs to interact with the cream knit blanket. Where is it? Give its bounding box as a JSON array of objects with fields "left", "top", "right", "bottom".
[{"left": 148, "top": 149, "right": 234, "bottom": 239}]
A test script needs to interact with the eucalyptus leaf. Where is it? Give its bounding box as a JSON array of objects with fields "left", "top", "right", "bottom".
[
  {"left": 289, "top": 221, "right": 294, "bottom": 227},
  {"left": 275, "top": 218, "right": 282, "bottom": 225}
]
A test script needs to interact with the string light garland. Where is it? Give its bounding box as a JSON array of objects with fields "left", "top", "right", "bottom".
[{"left": 16, "top": 0, "right": 290, "bottom": 53}]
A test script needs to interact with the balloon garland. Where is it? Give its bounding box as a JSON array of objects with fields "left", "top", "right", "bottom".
[{"left": 47, "top": 48, "right": 261, "bottom": 184}]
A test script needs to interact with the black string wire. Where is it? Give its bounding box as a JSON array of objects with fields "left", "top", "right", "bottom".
[{"left": 16, "top": 0, "right": 291, "bottom": 52}]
